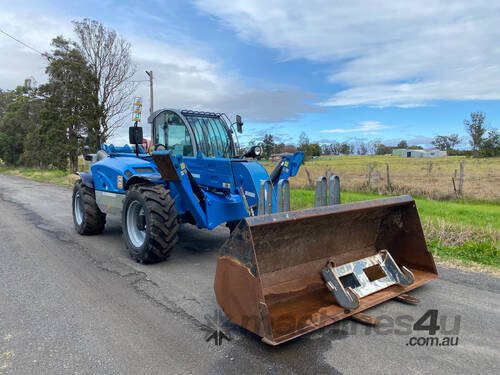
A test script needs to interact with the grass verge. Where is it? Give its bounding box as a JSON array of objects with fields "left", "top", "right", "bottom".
[
  {"left": 291, "top": 188, "right": 500, "bottom": 269},
  {"left": 0, "top": 166, "right": 78, "bottom": 186}
]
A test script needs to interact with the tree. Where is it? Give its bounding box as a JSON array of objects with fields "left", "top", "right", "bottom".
[
  {"left": 0, "top": 88, "right": 15, "bottom": 120},
  {"left": 367, "top": 140, "right": 380, "bottom": 155},
  {"left": 479, "top": 130, "right": 500, "bottom": 157},
  {"left": 321, "top": 144, "right": 332, "bottom": 155},
  {"left": 0, "top": 80, "right": 43, "bottom": 165},
  {"left": 397, "top": 140, "right": 408, "bottom": 148},
  {"left": 464, "top": 112, "right": 487, "bottom": 157},
  {"left": 298, "top": 132, "right": 309, "bottom": 148},
  {"left": 375, "top": 143, "right": 393, "bottom": 155},
  {"left": 340, "top": 142, "right": 351, "bottom": 155},
  {"left": 73, "top": 19, "right": 136, "bottom": 149},
  {"left": 357, "top": 141, "right": 368, "bottom": 155},
  {"left": 330, "top": 141, "right": 341, "bottom": 155},
  {"left": 29, "top": 36, "right": 100, "bottom": 171},
  {"left": 309, "top": 143, "right": 322, "bottom": 157},
  {"left": 274, "top": 142, "right": 285, "bottom": 154},
  {"left": 447, "top": 134, "right": 460, "bottom": 150},
  {"left": 432, "top": 134, "right": 460, "bottom": 152},
  {"left": 297, "top": 131, "right": 314, "bottom": 160},
  {"left": 262, "top": 134, "right": 275, "bottom": 159}
]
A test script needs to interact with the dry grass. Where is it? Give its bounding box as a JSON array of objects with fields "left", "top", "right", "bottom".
[
  {"left": 421, "top": 217, "right": 499, "bottom": 247},
  {"left": 262, "top": 155, "right": 500, "bottom": 201}
]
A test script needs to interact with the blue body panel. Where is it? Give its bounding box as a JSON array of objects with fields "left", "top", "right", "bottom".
[
  {"left": 231, "top": 161, "right": 269, "bottom": 211},
  {"left": 91, "top": 154, "right": 159, "bottom": 193},
  {"left": 183, "top": 156, "right": 237, "bottom": 193}
]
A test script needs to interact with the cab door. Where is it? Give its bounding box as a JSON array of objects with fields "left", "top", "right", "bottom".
[{"left": 153, "top": 111, "right": 195, "bottom": 156}]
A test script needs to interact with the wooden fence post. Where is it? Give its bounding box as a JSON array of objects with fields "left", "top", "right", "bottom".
[
  {"left": 367, "top": 163, "right": 372, "bottom": 185},
  {"left": 305, "top": 168, "right": 313, "bottom": 187},
  {"left": 386, "top": 164, "right": 392, "bottom": 191},
  {"left": 325, "top": 168, "right": 331, "bottom": 181},
  {"left": 458, "top": 161, "right": 464, "bottom": 196}
]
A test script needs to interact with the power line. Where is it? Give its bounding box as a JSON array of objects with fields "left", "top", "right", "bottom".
[{"left": 0, "top": 27, "right": 49, "bottom": 58}]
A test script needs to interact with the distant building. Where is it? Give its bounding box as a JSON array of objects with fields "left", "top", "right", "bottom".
[
  {"left": 392, "top": 149, "right": 406, "bottom": 157},
  {"left": 270, "top": 154, "right": 282, "bottom": 161},
  {"left": 393, "top": 148, "right": 447, "bottom": 158}
]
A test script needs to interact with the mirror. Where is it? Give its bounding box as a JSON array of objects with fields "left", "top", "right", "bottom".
[
  {"left": 129, "top": 126, "right": 143, "bottom": 145},
  {"left": 236, "top": 115, "right": 243, "bottom": 133}
]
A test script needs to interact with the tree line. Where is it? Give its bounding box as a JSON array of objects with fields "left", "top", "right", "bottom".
[
  {"left": 250, "top": 112, "right": 500, "bottom": 160},
  {"left": 0, "top": 19, "right": 135, "bottom": 172}
]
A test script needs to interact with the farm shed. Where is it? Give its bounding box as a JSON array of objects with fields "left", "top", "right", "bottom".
[
  {"left": 392, "top": 149, "right": 406, "bottom": 156},
  {"left": 395, "top": 149, "right": 447, "bottom": 158}
]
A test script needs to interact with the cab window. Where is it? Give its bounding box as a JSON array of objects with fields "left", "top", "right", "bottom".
[
  {"left": 184, "top": 115, "right": 233, "bottom": 158},
  {"left": 153, "top": 111, "right": 193, "bottom": 156}
]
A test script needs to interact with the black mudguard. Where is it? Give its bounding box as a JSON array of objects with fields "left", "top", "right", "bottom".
[{"left": 76, "top": 172, "right": 94, "bottom": 189}]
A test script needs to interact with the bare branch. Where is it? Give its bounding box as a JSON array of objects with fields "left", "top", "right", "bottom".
[{"left": 72, "top": 19, "right": 137, "bottom": 142}]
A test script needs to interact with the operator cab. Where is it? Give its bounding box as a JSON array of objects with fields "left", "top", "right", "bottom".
[{"left": 147, "top": 109, "right": 240, "bottom": 158}]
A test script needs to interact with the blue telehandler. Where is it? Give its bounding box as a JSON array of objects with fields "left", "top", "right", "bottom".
[
  {"left": 73, "top": 108, "right": 437, "bottom": 345},
  {"left": 73, "top": 109, "right": 304, "bottom": 263}
]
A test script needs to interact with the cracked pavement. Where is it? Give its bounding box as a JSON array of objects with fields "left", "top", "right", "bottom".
[{"left": 0, "top": 174, "right": 499, "bottom": 374}]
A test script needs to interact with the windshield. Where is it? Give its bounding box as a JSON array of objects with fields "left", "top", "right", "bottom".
[{"left": 184, "top": 115, "right": 234, "bottom": 158}]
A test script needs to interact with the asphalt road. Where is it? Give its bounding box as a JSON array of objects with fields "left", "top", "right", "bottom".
[{"left": 0, "top": 174, "right": 499, "bottom": 375}]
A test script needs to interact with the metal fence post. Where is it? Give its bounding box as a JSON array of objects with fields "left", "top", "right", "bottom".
[
  {"left": 328, "top": 175, "right": 340, "bottom": 205},
  {"left": 277, "top": 179, "right": 290, "bottom": 212},
  {"left": 314, "top": 176, "right": 327, "bottom": 207}
]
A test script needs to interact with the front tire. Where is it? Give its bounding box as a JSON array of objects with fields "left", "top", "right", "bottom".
[
  {"left": 72, "top": 180, "right": 106, "bottom": 235},
  {"left": 122, "top": 184, "right": 179, "bottom": 263}
]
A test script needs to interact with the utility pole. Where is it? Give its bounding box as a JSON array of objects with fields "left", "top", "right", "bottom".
[{"left": 145, "top": 70, "right": 153, "bottom": 114}]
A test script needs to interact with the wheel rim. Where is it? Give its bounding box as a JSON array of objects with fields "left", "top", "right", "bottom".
[
  {"left": 74, "top": 192, "right": 83, "bottom": 225},
  {"left": 126, "top": 200, "right": 146, "bottom": 248}
]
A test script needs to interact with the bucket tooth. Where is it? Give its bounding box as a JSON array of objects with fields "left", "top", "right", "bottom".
[
  {"left": 349, "top": 312, "right": 379, "bottom": 326},
  {"left": 395, "top": 293, "right": 421, "bottom": 304},
  {"left": 214, "top": 195, "right": 438, "bottom": 345}
]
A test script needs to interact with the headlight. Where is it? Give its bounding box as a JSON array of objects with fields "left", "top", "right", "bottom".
[{"left": 254, "top": 146, "right": 262, "bottom": 156}]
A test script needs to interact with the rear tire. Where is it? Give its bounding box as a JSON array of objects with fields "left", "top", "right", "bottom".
[
  {"left": 122, "top": 184, "right": 179, "bottom": 263},
  {"left": 72, "top": 180, "right": 106, "bottom": 235}
]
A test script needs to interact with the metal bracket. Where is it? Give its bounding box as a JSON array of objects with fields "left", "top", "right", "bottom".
[
  {"left": 315, "top": 174, "right": 341, "bottom": 207},
  {"left": 258, "top": 180, "right": 273, "bottom": 215},
  {"left": 276, "top": 179, "right": 290, "bottom": 213},
  {"left": 322, "top": 250, "right": 415, "bottom": 310},
  {"left": 328, "top": 175, "right": 340, "bottom": 205},
  {"left": 314, "top": 176, "right": 327, "bottom": 207}
]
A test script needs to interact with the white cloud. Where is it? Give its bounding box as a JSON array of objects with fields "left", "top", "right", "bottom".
[
  {"left": 321, "top": 121, "right": 392, "bottom": 134},
  {"left": 0, "top": 4, "right": 321, "bottom": 145},
  {"left": 195, "top": 0, "right": 500, "bottom": 107},
  {"left": 0, "top": 9, "right": 73, "bottom": 88}
]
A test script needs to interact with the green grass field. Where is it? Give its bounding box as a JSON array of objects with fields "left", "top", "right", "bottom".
[{"left": 291, "top": 189, "right": 500, "bottom": 230}]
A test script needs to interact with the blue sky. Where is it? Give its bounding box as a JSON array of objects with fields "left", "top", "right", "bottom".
[{"left": 1, "top": 0, "right": 499, "bottom": 147}]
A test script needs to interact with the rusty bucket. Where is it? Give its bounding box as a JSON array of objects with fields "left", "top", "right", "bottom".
[{"left": 214, "top": 195, "right": 438, "bottom": 345}]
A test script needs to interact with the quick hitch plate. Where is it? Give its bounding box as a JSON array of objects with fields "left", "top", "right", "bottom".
[{"left": 322, "top": 250, "right": 415, "bottom": 310}]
